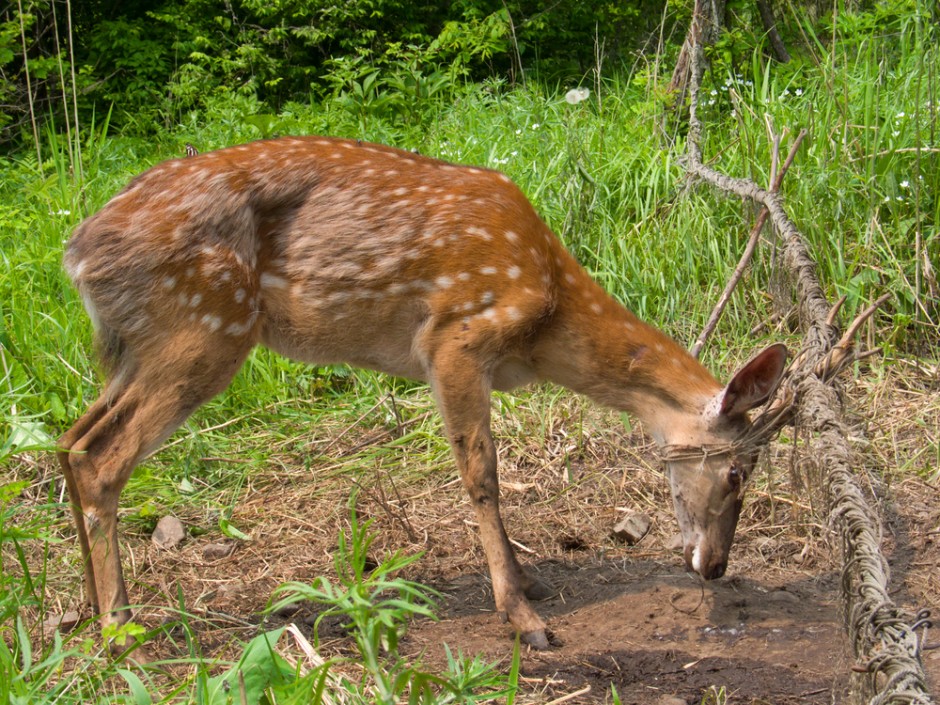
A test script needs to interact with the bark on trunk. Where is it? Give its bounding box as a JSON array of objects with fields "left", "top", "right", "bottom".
[{"left": 756, "top": 0, "right": 791, "bottom": 63}]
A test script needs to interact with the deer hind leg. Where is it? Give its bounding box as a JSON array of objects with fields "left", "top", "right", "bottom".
[
  {"left": 430, "top": 348, "right": 551, "bottom": 649},
  {"left": 58, "top": 334, "right": 253, "bottom": 645},
  {"left": 58, "top": 394, "right": 115, "bottom": 614}
]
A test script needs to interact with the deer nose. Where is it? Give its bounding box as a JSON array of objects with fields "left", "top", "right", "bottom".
[
  {"left": 684, "top": 545, "right": 727, "bottom": 580},
  {"left": 704, "top": 561, "right": 727, "bottom": 580}
]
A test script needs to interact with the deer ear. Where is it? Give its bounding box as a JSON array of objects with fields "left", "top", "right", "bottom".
[{"left": 720, "top": 343, "right": 788, "bottom": 417}]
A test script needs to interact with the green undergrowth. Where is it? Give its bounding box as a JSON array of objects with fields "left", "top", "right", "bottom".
[
  {"left": 0, "top": 491, "right": 517, "bottom": 704},
  {"left": 1, "top": 3, "right": 938, "bottom": 701}
]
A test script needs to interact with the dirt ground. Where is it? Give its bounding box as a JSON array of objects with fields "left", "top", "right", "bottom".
[{"left": 25, "top": 367, "right": 940, "bottom": 703}]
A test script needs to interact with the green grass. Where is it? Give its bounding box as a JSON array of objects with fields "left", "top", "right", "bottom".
[{"left": 1, "top": 3, "right": 938, "bottom": 701}]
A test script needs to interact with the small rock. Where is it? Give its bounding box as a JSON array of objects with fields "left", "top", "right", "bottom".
[
  {"left": 611, "top": 512, "right": 652, "bottom": 545},
  {"left": 152, "top": 516, "right": 187, "bottom": 549},
  {"left": 42, "top": 610, "right": 81, "bottom": 638},
  {"left": 203, "top": 541, "right": 235, "bottom": 560}
]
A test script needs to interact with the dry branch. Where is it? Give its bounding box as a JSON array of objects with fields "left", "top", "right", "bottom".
[
  {"left": 681, "top": 24, "right": 936, "bottom": 705},
  {"left": 690, "top": 129, "right": 807, "bottom": 358}
]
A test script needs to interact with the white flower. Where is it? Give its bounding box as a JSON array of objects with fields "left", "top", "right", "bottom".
[
  {"left": 515, "top": 129, "right": 522, "bottom": 135},
  {"left": 896, "top": 111, "right": 906, "bottom": 118},
  {"left": 50, "top": 209, "right": 71, "bottom": 216},
  {"left": 708, "top": 99, "right": 716, "bottom": 105},
  {"left": 710, "top": 89, "right": 718, "bottom": 96},
  {"left": 795, "top": 88, "right": 803, "bottom": 96},
  {"left": 900, "top": 180, "right": 910, "bottom": 188},
  {"left": 564, "top": 87, "right": 590, "bottom": 105},
  {"left": 531, "top": 123, "right": 540, "bottom": 130},
  {"left": 893, "top": 130, "right": 901, "bottom": 137},
  {"left": 896, "top": 196, "right": 904, "bottom": 201}
]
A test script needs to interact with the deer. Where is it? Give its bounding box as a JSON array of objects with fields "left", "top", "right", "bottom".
[{"left": 59, "top": 135, "right": 788, "bottom": 652}]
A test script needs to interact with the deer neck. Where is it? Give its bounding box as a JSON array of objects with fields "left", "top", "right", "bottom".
[{"left": 534, "top": 264, "right": 722, "bottom": 445}]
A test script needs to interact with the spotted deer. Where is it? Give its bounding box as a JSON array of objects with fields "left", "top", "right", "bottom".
[{"left": 60, "top": 136, "right": 787, "bottom": 651}]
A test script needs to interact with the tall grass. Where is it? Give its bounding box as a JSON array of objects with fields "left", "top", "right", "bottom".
[{"left": 0, "top": 3, "right": 937, "bottom": 701}]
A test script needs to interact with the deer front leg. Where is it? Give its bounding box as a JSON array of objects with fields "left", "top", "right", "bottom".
[{"left": 432, "top": 357, "right": 552, "bottom": 649}]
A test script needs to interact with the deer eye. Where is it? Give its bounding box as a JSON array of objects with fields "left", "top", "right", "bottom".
[{"left": 728, "top": 464, "right": 744, "bottom": 490}]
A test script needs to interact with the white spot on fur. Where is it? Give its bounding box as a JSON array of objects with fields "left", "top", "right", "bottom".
[
  {"left": 505, "top": 306, "right": 521, "bottom": 321},
  {"left": 467, "top": 226, "right": 492, "bottom": 241},
  {"left": 480, "top": 291, "right": 495, "bottom": 305},
  {"left": 161, "top": 276, "right": 176, "bottom": 290},
  {"left": 505, "top": 230, "right": 519, "bottom": 243},
  {"left": 235, "top": 289, "right": 246, "bottom": 303},
  {"left": 457, "top": 272, "right": 471, "bottom": 282},
  {"left": 260, "top": 273, "right": 288, "bottom": 290},
  {"left": 480, "top": 266, "right": 497, "bottom": 275},
  {"left": 591, "top": 303, "right": 602, "bottom": 315},
  {"left": 201, "top": 314, "right": 222, "bottom": 332},
  {"left": 565, "top": 273, "right": 576, "bottom": 284},
  {"left": 507, "top": 265, "right": 521, "bottom": 280},
  {"left": 225, "top": 320, "right": 252, "bottom": 336},
  {"left": 188, "top": 293, "right": 203, "bottom": 308},
  {"left": 436, "top": 276, "right": 453, "bottom": 289}
]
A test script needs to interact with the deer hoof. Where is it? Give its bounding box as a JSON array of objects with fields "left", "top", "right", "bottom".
[
  {"left": 523, "top": 578, "right": 556, "bottom": 601},
  {"left": 521, "top": 628, "right": 551, "bottom": 650}
]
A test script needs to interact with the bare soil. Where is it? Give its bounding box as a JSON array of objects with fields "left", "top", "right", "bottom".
[{"left": 14, "top": 369, "right": 940, "bottom": 703}]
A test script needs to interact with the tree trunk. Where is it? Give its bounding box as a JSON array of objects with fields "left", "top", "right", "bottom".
[
  {"left": 669, "top": 0, "right": 727, "bottom": 97},
  {"left": 756, "top": 0, "right": 791, "bottom": 63}
]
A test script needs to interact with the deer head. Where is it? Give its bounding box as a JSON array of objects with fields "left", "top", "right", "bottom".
[{"left": 660, "top": 343, "right": 788, "bottom": 579}]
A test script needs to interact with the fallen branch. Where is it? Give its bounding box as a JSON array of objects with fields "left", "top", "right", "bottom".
[{"left": 681, "top": 21, "right": 935, "bottom": 705}]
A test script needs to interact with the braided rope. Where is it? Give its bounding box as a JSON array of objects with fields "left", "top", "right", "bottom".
[
  {"left": 807, "top": 377, "right": 936, "bottom": 704},
  {"left": 682, "top": 22, "right": 933, "bottom": 702}
]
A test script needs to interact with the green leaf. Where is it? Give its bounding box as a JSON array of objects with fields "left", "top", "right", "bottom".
[
  {"left": 117, "top": 668, "right": 154, "bottom": 705},
  {"left": 206, "top": 628, "right": 292, "bottom": 705},
  {"left": 219, "top": 517, "right": 250, "bottom": 541}
]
